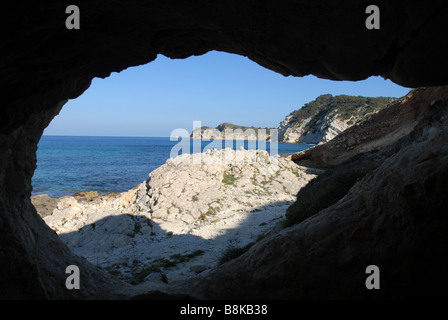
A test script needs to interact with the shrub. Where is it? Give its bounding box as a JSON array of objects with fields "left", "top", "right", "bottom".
[
  {"left": 222, "top": 174, "right": 238, "bottom": 185},
  {"left": 219, "top": 242, "right": 255, "bottom": 265}
]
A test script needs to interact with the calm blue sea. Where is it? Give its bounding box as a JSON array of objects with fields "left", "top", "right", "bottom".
[{"left": 32, "top": 136, "right": 312, "bottom": 198}]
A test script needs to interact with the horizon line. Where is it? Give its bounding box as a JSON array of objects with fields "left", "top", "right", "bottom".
[{"left": 41, "top": 134, "right": 174, "bottom": 138}]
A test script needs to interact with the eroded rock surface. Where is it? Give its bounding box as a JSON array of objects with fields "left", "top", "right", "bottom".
[
  {"left": 176, "top": 88, "right": 448, "bottom": 300},
  {"left": 41, "top": 149, "right": 316, "bottom": 286},
  {"left": 291, "top": 86, "right": 448, "bottom": 168},
  {"left": 278, "top": 94, "right": 394, "bottom": 144},
  {"left": 2, "top": 1, "right": 448, "bottom": 299}
]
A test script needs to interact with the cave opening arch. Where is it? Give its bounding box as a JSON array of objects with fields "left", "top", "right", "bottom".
[
  {"left": 29, "top": 50, "right": 409, "bottom": 290},
  {"left": 1, "top": 1, "right": 448, "bottom": 299}
]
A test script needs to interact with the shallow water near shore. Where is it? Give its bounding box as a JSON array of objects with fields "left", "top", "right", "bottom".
[{"left": 32, "top": 135, "right": 311, "bottom": 198}]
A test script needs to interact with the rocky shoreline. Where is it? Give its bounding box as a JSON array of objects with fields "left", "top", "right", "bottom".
[
  {"left": 26, "top": 86, "right": 448, "bottom": 299},
  {"left": 36, "top": 148, "right": 317, "bottom": 287}
]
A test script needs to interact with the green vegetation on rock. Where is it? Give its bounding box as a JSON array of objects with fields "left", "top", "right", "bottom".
[
  {"left": 289, "top": 94, "right": 394, "bottom": 123},
  {"left": 222, "top": 174, "right": 238, "bottom": 185},
  {"left": 219, "top": 242, "right": 255, "bottom": 265},
  {"left": 280, "top": 94, "right": 395, "bottom": 142},
  {"left": 283, "top": 170, "right": 365, "bottom": 227}
]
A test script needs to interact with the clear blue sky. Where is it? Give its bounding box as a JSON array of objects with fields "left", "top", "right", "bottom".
[{"left": 44, "top": 51, "right": 410, "bottom": 137}]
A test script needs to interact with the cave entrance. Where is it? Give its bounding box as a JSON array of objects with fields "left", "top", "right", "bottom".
[{"left": 30, "top": 51, "right": 408, "bottom": 286}]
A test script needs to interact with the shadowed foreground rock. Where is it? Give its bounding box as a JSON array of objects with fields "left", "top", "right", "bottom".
[
  {"left": 38, "top": 149, "right": 316, "bottom": 287},
  {"left": 1, "top": 1, "right": 448, "bottom": 299},
  {"left": 178, "top": 89, "right": 448, "bottom": 299}
]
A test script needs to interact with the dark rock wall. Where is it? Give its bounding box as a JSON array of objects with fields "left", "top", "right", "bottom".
[
  {"left": 0, "top": 101, "right": 129, "bottom": 299},
  {"left": 3, "top": 1, "right": 448, "bottom": 134},
  {"left": 184, "top": 94, "right": 448, "bottom": 300},
  {"left": 1, "top": 1, "right": 448, "bottom": 298}
]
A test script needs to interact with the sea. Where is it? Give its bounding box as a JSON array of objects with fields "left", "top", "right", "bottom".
[{"left": 32, "top": 135, "right": 312, "bottom": 198}]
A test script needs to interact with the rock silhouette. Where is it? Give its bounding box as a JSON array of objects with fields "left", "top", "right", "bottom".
[{"left": 1, "top": 1, "right": 448, "bottom": 299}]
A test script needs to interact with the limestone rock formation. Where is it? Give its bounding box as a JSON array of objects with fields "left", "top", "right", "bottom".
[
  {"left": 193, "top": 94, "right": 395, "bottom": 145},
  {"left": 291, "top": 87, "right": 448, "bottom": 168},
  {"left": 177, "top": 86, "right": 448, "bottom": 300},
  {"left": 191, "top": 123, "right": 274, "bottom": 141},
  {"left": 278, "top": 94, "right": 394, "bottom": 144},
  {"left": 279, "top": 112, "right": 348, "bottom": 144},
  {"left": 2, "top": 1, "right": 448, "bottom": 299},
  {"left": 30, "top": 194, "right": 60, "bottom": 218},
  {"left": 41, "top": 149, "right": 316, "bottom": 286}
]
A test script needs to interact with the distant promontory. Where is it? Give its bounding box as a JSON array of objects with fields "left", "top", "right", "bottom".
[{"left": 192, "top": 94, "right": 396, "bottom": 144}]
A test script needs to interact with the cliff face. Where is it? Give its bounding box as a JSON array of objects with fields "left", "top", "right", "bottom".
[
  {"left": 192, "top": 95, "right": 395, "bottom": 145},
  {"left": 182, "top": 86, "right": 448, "bottom": 300},
  {"left": 291, "top": 87, "right": 448, "bottom": 168},
  {"left": 278, "top": 112, "right": 347, "bottom": 144},
  {"left": 191, "top": 123, "right": 274, "bottom": 141},
  {"left": 278, "top": 94, "right": 395, "bottom": 144}
]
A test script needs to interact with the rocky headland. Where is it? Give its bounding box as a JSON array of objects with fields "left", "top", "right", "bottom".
[
  {"left": 175, "top": 86, "right": 448, "bottom": 299},
  {"left": 278, "top": 94, "right": 395, "bottom": 144},
  {"left": 1, "top": 0, "right": 448, "bottom": 300},
  {"left": 191, "top": 122, "right": 275, "bottom": 141},
  {"left": 290, "top": 87, "right": 448, "bottom": 168},
  {"left": 192, "top": 95, "right": 395, "bottom": 145},
  {"left": 28, "top": 86, "right": 448, "bottom": 299}
]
